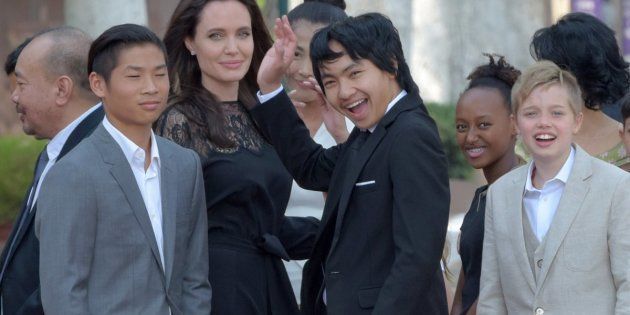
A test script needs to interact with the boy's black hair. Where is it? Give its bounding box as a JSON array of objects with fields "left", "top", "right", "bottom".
[
  {"left": 88, "top": 24, "right": 167, "bottom": 82},
  {"left": 4, "top": 37, "right": 32, "bottom": 75},
  {"left": 310, "top": 12, "right": 418, "bottom": 95},
  {"left": 621, "top": 92, "right": 630, "bottom": 126},
  {"left": 287, "top": 0, "right": 346, "bottom": 26}
]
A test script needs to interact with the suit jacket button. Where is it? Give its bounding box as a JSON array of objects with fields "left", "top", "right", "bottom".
[
  {"left": 536, "top": 259, "right": 543, "bottom": 268},
  {"left": 535, "top": 307, "right": 544, "bottom": 315}
]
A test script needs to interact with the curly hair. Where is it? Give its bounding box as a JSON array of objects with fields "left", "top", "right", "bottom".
[
  {"left": 530, "top": 12, "right": 630, "bottom": 110},
  {"left": 621, "top": 92, "right": 630, "bottom": 125},
  {"left": 465, "top": 53, "right": 521, "bottom": 111}
]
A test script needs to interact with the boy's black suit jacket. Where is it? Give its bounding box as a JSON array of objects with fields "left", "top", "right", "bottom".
[{"left": 250, "top": 91, "right": 450, "bottom": 315}]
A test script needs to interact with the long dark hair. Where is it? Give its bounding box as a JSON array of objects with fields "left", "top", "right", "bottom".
[
  {"left": 530, "top": 12, "right": 630, "bottom": 110},
  {"left": 162, "top": 0, "right": 272, "bottom": 147}
]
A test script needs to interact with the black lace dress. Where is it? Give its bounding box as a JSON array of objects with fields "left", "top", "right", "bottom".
[{"left": 155, "top": 101, "right": 318, "bottom": 315}]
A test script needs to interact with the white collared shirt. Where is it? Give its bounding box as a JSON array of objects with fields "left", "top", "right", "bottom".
[
  {"left": 257, "top": 85, "right": 408, "bottom": 134},
  {"left": 102, "top": 117, "right": 165, "bottom": 269},
  {"left": 523, "top": 146, "right": 575, "bottom": 241},
  {"left": 367, "top": 90, "right": 407, "bottom": 133},
  {"left": 29, "top": 103, "right": 102, "bottom": 211}
]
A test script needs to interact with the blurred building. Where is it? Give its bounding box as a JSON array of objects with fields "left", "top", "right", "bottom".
[
  {"left": 0, "top": 0, "right": 178, "bottom": 134},
  {"left": 0, "top": 0, "right": 628, "bottom": 134}
]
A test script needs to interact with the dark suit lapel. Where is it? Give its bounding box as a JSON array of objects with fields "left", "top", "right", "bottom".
[
  {"left": 328, "top": 92, "right": 418, "bottom": 255},
  {"left": 332, "top": 127, "right": 386, "bottom": 243},
  {"left": 158, "top": 138, "right": 177, "bottom": 287},
  {"left": 7, "top": 203, "right": 38, "bottom": 259},
  {"left": 58, "top": 105, "right": 104, "bottom": 160},
  {"left": 6, "top": 106, "right": 105, "bottom": 261},
  {"left": 0, "top": 188, "right": 32, "bottom": 275},
  {"left": 508, "top": 166, "right": 536, "bottom": 292},
  {"left": 537, "top": 147, "right": 591, "bottom": 289},
  {"left": 93, "top": 126, "right": 166, "bottom": 275}
]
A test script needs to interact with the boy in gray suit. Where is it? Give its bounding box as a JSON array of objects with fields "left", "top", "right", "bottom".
[{"left": 35, "top": 24, "right": 211, "bottom": 315}]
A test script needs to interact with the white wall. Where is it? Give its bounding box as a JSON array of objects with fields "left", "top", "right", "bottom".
[{"left": 64, "top": 0, "right": 149, "bottom": 39}]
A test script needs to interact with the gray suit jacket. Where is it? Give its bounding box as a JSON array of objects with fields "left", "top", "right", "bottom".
[
  {"left": 35, "top": 125, "right": 211, "bottom": 315},
  {"left": 478, "top": 146, "right": 630, "bottom": 314}
]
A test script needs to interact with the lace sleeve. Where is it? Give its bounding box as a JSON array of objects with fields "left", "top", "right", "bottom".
[{"left": 155, "top": 107, "right": 195, "bottom": 149}]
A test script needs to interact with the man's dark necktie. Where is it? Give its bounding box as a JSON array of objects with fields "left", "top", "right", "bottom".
[
  {"left": 0, "top": 148, "right": 49, "bottom": 283},
  {"left": 354, "top": 130, "right": 369, "bottom": 149}
]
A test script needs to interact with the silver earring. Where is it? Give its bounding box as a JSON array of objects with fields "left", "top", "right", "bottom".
[{"left": 191, "top": 51, "right": 196, "bottom": 56}]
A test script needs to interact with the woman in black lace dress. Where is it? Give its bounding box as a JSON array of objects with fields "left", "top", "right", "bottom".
[
  {"left": 155, "top": 1, "right": 318, "bottom": 314},
  {"left": 450, "top": 55, "right": 521, "bottom": 315}
]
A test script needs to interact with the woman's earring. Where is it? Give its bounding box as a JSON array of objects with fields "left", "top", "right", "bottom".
[{"left": 190, "top": 51, "right": 196, "bottom": 56}]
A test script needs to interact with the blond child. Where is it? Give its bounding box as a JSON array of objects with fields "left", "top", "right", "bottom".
[{"left": 478, "top": 61, "right": 630, "bottom": 314}]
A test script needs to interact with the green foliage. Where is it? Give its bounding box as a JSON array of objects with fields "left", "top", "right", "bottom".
[
  {"left": 426, "top": 102, "right": 473, "bottom": 179},
  {"left": 0, "top": 136, "right": 46, "bottom": 223}
]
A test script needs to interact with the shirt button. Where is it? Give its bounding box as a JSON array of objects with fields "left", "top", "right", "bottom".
[
  {"left": 536, "top": 259, "right": 543, "bottom": 268},
  {"left": 535, "top": 307, "right": 544, "bottom": 315}
]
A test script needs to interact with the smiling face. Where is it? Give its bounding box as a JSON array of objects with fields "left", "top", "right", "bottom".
[
  {"left": 456, "top": 88, "right": 515, "bottom": 170},
  {"left": 185, "top": 0, "right": 253, "bottom": 99},
  {"left": 319, "top": 40, "right": 401, "bottom": 130},
  {"left": 515, "top": 83, "right": 582, "bottom": 166},
  {"left": 286, "top": 20, "right": 325, "bottom": 104},
  {"left": 11, "top": 37, "right": 62, "bottom": 139},
  {"left": 90, "top": 44, "right": 169, "bottom": 134}
]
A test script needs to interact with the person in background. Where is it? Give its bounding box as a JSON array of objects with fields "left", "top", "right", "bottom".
[
  {"left": 36, "top": 23, "right": 211, "bottom": 314},
  {"left": 478, "top": 61, "right": 630, "bottom": 314},
  {"left": 155, "top": 1, "right": 318, "bottom": 313},
  {"left": 530, "top": 12, "right": 630, "bottom": 171},
  {"left": 449, "top": 54, "right": 521, "bottom": 315},
  {"left": 283, "top": 0, "right": 352, "bottom": 301},
  {"left": 0, "top": 27, "right": 102, "bottom": 315},
  {"left": 619, "top": 92, "right": 630, "bottom": 160},
  {"left": 4, "top": 37, "right": 31, "bottom": 93}
]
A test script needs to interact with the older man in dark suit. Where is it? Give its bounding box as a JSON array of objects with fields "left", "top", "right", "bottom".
[
  {"left": 252, "top": 14, "right": 450, "bottom": 315},
  {"left": 0, "top": 27, "right": 103, "bottom": 315}
]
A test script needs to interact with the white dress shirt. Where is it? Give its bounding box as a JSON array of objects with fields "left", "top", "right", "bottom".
[
  {"left": 367, "top": 90, "right": 407, "bottom": 132},
  {"left": 29, "top": 103, "right": 102, "bottom": 211},
  {"left": 102, "top": 117, "right": 165, "bottom": 269},
  {"left": 523, "top": 146, "right": 575, "bottom": 241}
]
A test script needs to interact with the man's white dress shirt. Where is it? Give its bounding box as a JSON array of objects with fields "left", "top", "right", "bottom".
[
  {"left": 102, "top": 117, "right": 165, "bottom": 268},
  {"left": 29, "top": 104, "right": 101, "bottom": 211}
]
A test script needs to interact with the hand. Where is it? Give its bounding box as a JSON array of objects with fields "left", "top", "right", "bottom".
[
  {"left": 299, "top": 78, "right": 350, "bottom": 144},
  {"left": 287, "top": 89, "right": 308, "bottom": 109},
  {"left": 257, "top": 16, "right": 297, "bottom": 94}
]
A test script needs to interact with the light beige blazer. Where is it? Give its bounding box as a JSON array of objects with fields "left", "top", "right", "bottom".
[{"left": 478, "top": 146, "right": 630, "bottom": 315}]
